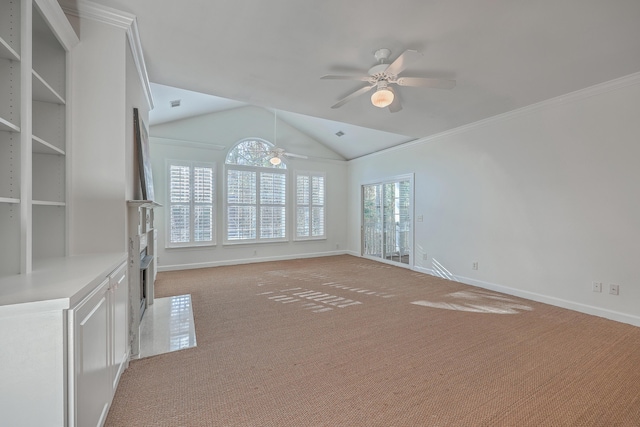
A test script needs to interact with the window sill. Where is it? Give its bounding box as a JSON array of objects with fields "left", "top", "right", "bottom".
[
  {"left": 165, "top": 243, "right": 216, "bottom": 250},
  {"left": 293, "top": 237, "right": 327, "bottom": 242},
  {"left": 223, "top": 239, "right": 289, "bottom": 246}
]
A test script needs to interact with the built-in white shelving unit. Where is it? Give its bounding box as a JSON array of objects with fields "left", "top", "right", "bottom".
[
  {"left": 0, "top": 0, "right": 23, "bottom": 276},
  {"left": 1, "top": 1, "right": 154, "bottom": 425},
  {"left": 0, "top": 0, "right": 77, "bottom": 276}
]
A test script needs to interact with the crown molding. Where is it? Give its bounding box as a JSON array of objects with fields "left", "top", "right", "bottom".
[
  {"left": 354, "top": 71, "right": 640, "bottom": 161},
  {"left": 126, "top": 18, "right": 154, "bottom": 110},
  {"left": 59, "top": 0, "right": 154, "bottom": 110}
]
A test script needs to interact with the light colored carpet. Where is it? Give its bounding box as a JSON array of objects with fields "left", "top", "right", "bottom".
[{"left": 106, "top": 255, "right": 640, "bottom": 426}]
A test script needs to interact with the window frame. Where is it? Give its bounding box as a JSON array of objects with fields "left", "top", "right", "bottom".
[
  {"left": 224, "top": 139, "right": 289, "bottom": 245},
  {"left": 294, "top": 170, "right": 327, "bottom": 241},
  {"left": 165, "top": 159, "right": 216, "bottom": 249}
]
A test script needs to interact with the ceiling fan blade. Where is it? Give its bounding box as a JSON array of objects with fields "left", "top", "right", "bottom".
[
  {"left": 321, "top": 74, "right": 372, "bottom": 82},
  {"left": 331, "top": 84, "right": 376, "bottom": 109},
  {"left": 384, "top": 49, "right": 421, "bottom": 76},
  {"left": 387, "top": 86, "right": 402, "bottom": 113},
  {"left": 396, "top": 77, "right": 456, "bottom": 89},
  {"left": 284, "top": 152, "right": 308, "bottom": 159}
]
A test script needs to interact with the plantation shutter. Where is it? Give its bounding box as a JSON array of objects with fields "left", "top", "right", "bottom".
[
  {"left": 169, "top": 164, "right": 191, "bottom": 243},
  {"left": 295, "top": 172, "right": 325, "bottom": 239},
  {"left": 193, "top": 167, "right": 213, "bottom": 242},
  {"left": 168, "top": 162, "right": 215, "bottom": 246},
  {"left": 260, "top": 172, "right": 286, "bottom": 239}
]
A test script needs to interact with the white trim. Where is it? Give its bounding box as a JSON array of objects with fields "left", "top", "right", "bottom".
[
  {"left": 59, "top": 0, "right": 154, "bottom": 109},
  {"left": 59, "top": 0, "right": 134, "bottom": 29},
  {"left": 158, "top": 250, "right": 348, "bottom": 272},
  {"left": 354, "top": 72, "right": 640, "bottom": 162},
  {"left": 414, "top": 265, "right": 640, "bottom": 327},
  {"left": 126, "top": 17, "right": 154, "bottom": 110}
]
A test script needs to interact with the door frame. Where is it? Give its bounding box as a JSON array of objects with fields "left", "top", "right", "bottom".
[{"left": 360, "top": 173, "right": 414, "bottom": 269}]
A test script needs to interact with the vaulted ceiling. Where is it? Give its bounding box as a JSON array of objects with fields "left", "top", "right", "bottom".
[{"left": 86, "top": 0, "right": 640, "bottom": 159}]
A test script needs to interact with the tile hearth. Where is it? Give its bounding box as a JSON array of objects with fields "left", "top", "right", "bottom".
[{"left": 137, "top": 294, "right": 197, "bottom": 359}]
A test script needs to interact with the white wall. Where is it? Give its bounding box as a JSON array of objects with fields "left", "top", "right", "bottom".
[
  {"left": 126, "top": 42, "right": 150, "bottom": 202},
  {"left": 347, "top": 74, "right": 640, "bottom": 326},
  {"left": 67, "top": 16, "right": 149, "bottom": 255},
  {"left": 149, "top": 106, "right": 348, "bottom": 270}
]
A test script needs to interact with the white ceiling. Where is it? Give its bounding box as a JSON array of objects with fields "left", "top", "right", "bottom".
[
  {"left": 149, "top": 83, "right": 415, "bottom": 160},
  {"left": 90, "top": 0, "right": 640, "bottom": 159}
]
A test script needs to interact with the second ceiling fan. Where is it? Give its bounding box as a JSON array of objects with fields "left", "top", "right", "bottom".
[{"left": 321, "top": 48, "right": 455, "bottom": 113}]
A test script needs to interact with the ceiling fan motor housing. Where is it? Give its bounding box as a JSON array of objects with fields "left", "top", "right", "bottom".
[{"left": 373, "top": 48, "right": 391, "bottom": 63}]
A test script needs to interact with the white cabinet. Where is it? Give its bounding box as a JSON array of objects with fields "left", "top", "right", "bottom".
[
  {"left": 72, "top": 277, "right": 111, "bottom": 427},
  {"left": 0, "top": 254, "right": 128, "bottom": 427},
  {"left": 70, "top": 260, "right": 129, "bottom": 427},
  {"left": 110, "top": 261, "right": 129, "bottom": 391},
  {"left": 0, "top": 0, "right": 78, "bottom": 277}
]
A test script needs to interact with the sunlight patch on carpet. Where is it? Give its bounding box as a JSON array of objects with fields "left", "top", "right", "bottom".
[
  {"left": 257, "top": 287, "right": 363, "bottom": 313},
  {"left": 411, "top": 290, "right": 533, "bottom": 314}
]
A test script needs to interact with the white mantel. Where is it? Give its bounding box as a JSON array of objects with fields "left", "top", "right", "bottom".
[{"left": 127, "top": 200, "right": 161, "bottom": 357}]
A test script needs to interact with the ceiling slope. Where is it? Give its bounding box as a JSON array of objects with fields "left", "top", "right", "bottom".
[{"left": 88, "top": 0, "right": 640, "bottom": 158}]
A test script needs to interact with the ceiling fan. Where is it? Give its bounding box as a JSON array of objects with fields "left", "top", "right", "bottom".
[
  {"left": 268, "top": 147, "right": 308, "bottom": 165},
  {"left": 321, "top": 48, "right": 456, "bottom": 113},
  {"left": 266, "top": 110, "right": 308, "bottom": 165}
]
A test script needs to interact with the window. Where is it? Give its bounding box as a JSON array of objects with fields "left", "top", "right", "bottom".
[
  {"left": 167, "top": 161, "right": 215, "bottom": 247},
  {"left": 225, "top": 139, "right": 287, "bottom": 243},
  {"left": 295, "top": 172, "right": 326, "bottom": 240}
]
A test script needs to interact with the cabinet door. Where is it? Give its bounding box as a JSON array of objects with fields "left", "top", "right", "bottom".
[
  {"left": 110, "top": 262, "right": 128, "bottom": 392},
  {"left": 73, "top": 278, "right": 111, "bottom": 427}
]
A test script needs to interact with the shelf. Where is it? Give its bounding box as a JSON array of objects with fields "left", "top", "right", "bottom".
[
  {"left": 32, "top": 70, "right": 65, "bottom": 104},
  {"left": 33, "top": 200, "right": 65, "bottom": 206},
  {"left": 140, "top": 255, "right": 154, "bottom": 271},
  {"left": 0, "top": 117, "right": 20, "bottom": 133},
  {"left": 33, "top": 135, "right": 65, "bottom": 155},
  {"left": 0, "top": 197, "right": 20, "bottom": 204},
  {"left": 127, "top": 200, "right": 163, "bottom": 208},
  {"left": 0, "top": 37, "right": 19, "bottom": 61}
]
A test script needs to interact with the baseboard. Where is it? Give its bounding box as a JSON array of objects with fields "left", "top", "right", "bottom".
[
  {"left": 415, "top": 266, "right": 640, "bottom": 327},
  {"left": 158, "top": 250, "right": 349, "bottom": 272}
]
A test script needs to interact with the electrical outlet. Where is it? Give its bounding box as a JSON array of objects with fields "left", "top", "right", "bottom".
[
  {"left": 472, "top": 261, "right": 478, "bottom": 270},
  {"left": 417, "top": 215, "right": 424, "bottom": 222},
  {"left": 592, "top": 282, "right": 602, "bottom": 292},
  {"left": 609, "top": 284, "right": 619, "bottom": 295},
  {"left": 422, "top": 253, "right": 428, "bottom": 261}
]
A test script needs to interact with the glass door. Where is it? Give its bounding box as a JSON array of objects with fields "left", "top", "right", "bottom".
[{"left": 362, "top": 176, "right": 412, "bottom": 266}]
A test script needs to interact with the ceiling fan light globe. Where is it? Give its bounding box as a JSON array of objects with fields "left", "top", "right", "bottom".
[
  {"left": 371, "top": 88, "right": 394, "bottom": 108},
  {"left": 269, "top": 156, "right": 282, "bottom": 166}
]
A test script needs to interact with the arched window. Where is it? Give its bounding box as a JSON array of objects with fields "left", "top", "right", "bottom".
[
  {"left": 225, "top": 138, "right": 286, "bottom": 169},
  {"left": 225, "top": 138, "right": 287, "bottom": 242}
]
